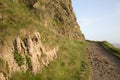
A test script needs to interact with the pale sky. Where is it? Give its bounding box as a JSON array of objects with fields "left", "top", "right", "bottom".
[{"left": 72, "top": 0, "right": 120, "bottom": 43}]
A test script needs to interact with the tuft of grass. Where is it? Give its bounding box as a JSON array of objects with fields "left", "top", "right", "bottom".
[
  {"left": 39, "top": 0, "right": 45, "bottom": 5},
  {"left": 0, "top": 58, "right": 5, "bottom": 72},
  {"left": 100, "top": 41, "right": 120, "bottom": 58},
  {"left": 10, "top": 39, "right": 90, "bottom": 80},
  {"left": 13, "top": 51, "right": 24, "bottom": 66},
  {"left": 26, "top": 55, "right": 32, "bottom": 70},
  {"left": 0, "top": 58, "right": 5, "bottom": 66},
  {"left": 10, "top": 71, "right": 42, "bottom": 80},
  {"left": 0, "top": 0, "right": 39, "bottom": 40},
  {"left": 0, "top": 58, "right": 9, "bottom": 75}
]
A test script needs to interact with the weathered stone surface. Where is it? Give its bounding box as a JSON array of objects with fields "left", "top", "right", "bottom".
[
  {"left": 0, "top": 73, "right": 5, "bottom": 80},
  {"left": 1, "top": 32, "right": 58, "bottom": 79},
  {"left": 42, "top": 0, "right": 84, "bottom": 41}
]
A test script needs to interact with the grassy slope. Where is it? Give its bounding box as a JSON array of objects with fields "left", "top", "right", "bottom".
[
  {"left": 100, "top": 41, "right": 120, "bottom": 58},
  {"left": 0, "top": 0, "right": 32, "bottom": 37},
  {"left": 10, "top": 39, "right": 90, "bottom": 80},
  {"left": 0, "top": 0, "right": 90, "bottom": 80},
  {"left": 0, "top": 0, "right": 59, "bottom": 47}
]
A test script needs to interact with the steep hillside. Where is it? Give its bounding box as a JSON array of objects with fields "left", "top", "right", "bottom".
[
  {"left": 0, "top": 0, "right": 88, "bottom": 80},
  {"left": 0, "top": 0, "right": 84, "bottom": 41}
]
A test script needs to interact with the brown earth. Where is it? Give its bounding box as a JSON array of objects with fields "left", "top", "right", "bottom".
[{"left": 87, "top": 42, "right": 120, "bottom": 80}]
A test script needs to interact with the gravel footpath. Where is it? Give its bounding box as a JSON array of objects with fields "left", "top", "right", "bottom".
[{"left": 87, "top": 42, "right": 120, "bottom": 80}]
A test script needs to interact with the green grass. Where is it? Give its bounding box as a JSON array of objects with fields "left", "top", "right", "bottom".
[
  {"left": 0, "top": 0, "right": 60, "bottom": 47},
  {"left": 39, "top": 0, "right": 45, "bottom": 5},
  {"left": 26, "top": 55, "right": 32, "bottom": 70},
  {"left": 0, "top": 58, "right": 4, "bottom": 65},
  {"left": 10, "top": 39, "right": 90, "bottom": 80},
  {"left": 100, "top": 41, "right": 120, "bottom": 58},
  {"left": 0, "top": 0, "right": 40, "bottom": 40},
  {"left": 0, "top": 58, "right": 5, "bottom": 73},
  {"left": 0, "top": 58, "right": 5, "bottom": 72},
  {"left": 13, "top": 51, "right": 24, "bottom": 66},
  {"left": 0, "top": 58, "right": 9, "bottom": 75},
  {"left": 38, "top": 40, "right": 90, "bottom": 80}
]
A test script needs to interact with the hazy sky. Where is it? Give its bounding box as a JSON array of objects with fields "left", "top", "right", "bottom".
[{"left": 72, "top": 0, "right": 120, "bottom": 43}]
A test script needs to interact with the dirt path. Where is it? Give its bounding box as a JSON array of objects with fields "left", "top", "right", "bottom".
[{"left": 87, "top": 42, "right": 120, "bottom": 80}]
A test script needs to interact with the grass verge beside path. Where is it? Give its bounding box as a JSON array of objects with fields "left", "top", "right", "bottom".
[{"left": 99, "top": 41, "right": 120, "bottom": 58}]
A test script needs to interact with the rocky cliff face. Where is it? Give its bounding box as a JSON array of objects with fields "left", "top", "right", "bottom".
[
  {"left": 20, "top": 0, "right": 84, "bottom": 40},
  {"left": 0, "top": 0, "right": 84, "bottom": 79}
]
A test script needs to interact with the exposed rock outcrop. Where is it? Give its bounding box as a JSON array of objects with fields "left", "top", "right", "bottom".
[
  {"left": 0, "top": 73, "right": 5, "bottom": 80},
  {"left": 1, "top": 32, "right": 58, "bottom": 79}
]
